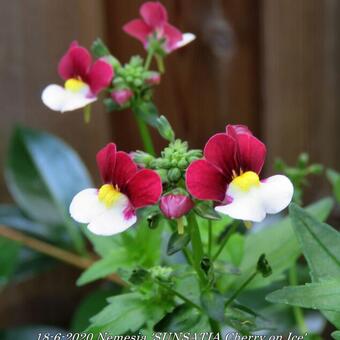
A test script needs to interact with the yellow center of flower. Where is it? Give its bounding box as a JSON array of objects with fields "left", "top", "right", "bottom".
[
  {"left": 231, "top": 171, "right": 260, "bottom": 191},
  {"left": 64, "top": 78, "right": 87, "bottom": 93},
  {"left": 98, "top": 184, "right": 122, "bottom": 207}
]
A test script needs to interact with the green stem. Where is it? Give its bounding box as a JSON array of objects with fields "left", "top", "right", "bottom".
[
  {"left": 156, "top": 279, "right": 202, "bottom": 311},
  {"left": 133, "top": 111, "right": 156, "bottom": 155},
  {"left": 187, "top": 213, "right": 207, "bottom": 285},
  {"left": 144, "top": 49, "right": 154, "bottom": 70},
  {"left": 83, "top": 105, "right": 91, "bottom": 124},
  {"left": 289, "top": 264, "right": 308, "bottom": 333},
  {"left": 208, "top": 220, "right": 212, "bottom": 258},
  {"left": 156, "top": 55, "right": 165, "bottom": 73},
  {"left": 212, "top": 221, "right": 238, "bottom": 261},
  {"left": 225, "top": 271, "right": 258, "bottom": 308}
]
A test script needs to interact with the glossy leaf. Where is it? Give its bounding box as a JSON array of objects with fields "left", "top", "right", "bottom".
[{"left": 290, "top": 203, "right": 340, "bottom": 328}]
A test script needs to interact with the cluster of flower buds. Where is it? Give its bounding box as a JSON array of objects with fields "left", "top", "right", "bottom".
[{"left": 110, "top": 56, "right": 161, "bottom": 108}]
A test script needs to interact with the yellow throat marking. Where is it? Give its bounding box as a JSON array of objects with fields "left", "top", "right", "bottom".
[
  {"left": 98, "top": 184, "right": 122, "bottom": 207},
  {"left": 65, "top": 78, "right": 87, "bottom": 93},
  {"left": 231, "top": 171, "right": 260, "bottom": 191}
]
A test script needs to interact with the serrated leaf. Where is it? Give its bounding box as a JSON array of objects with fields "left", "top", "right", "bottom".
[
  {"left": 221, "top": 198, "right": 333, "bottom": 291},
  {"left": 167, "top": 232, "right": 190, "bottom": 255},
  {"left": 266, "top": 280, "right": 340, "bottom": 312},
  {"left": 290, "top": 203, "right": 340, "bottom": 328},
  {"left": 5, "top": 127, "right": 92, "bottom": 252}
]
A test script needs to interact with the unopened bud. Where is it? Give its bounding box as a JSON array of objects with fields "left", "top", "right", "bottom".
[
  {"left": 111, "top": 88, "right": 133, "bottom": 106},
  {"left": 167, "top": 167, "right": 181, "bottom": 182},
  {"left": 145, "top": 71, "right": 161, "bottom": 85},
  {"left": 160, "top": 194, "right": 194, "bottom": 219}
]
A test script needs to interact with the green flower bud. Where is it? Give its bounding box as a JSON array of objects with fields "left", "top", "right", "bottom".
[
  {"left": 156, "top": 116, "right": 175, "bottom": 142},
  {"left": 178, "top": 159, "right": 189, "bottom": 169},
  {"left": 133, "top": 79, "right": 143, "bottom": 87},
  {"left": 157, "top": 169, "right": 168, "bottom": 183},
  {"left": 131, "top": 151, "right": 155, "bottom": 167},
  {"left": 150, "top": 266, "right": 173, "bottom": 282},
  {"left": 168, "top": 168, "right": 182, "bottom": 182}
]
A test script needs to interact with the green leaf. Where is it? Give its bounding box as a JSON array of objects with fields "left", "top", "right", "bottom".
[
  {"left": 87, "top": 293, "right": 166, "bottom": 334},
  {"left": 327, "top": 169, "right": 340, "bottom": 204},
  {"left": 71, "top": 289, "right": 116, "bottom": 332},
  {"left": 201, "top": 290, "right": 225, "bottom": 322},
  {"left": 221, "top": 198, "right": 333, "bottom": 291},
  {"left": 167, "top": 232, "right": 190, "bottom": 255},
  {"left": 267, "top": 280, "right": 340, "bottom": 312},
  {"left": 5, "top": 126, "right": 92, "bottom": 252},
  {"left": 290, "top": 203, "right": 340, "bottom": 328},
  {"left": 332, "top": 331, "right": 340, "bottom": 340},
  {"left": 0, "top": 237, "right": 20, "bottom": 287},
  {"left": 223, "top": 233, "right": 244, "bottom": 267},
  {"left": 194, "top": 201, "right": 221, "bottom": 220}
]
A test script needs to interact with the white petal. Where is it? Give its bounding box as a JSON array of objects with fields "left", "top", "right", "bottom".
[
  {"left": 175, "top": 33, "right": 196, "bottom": 49},
  {"left": 41, "top": 84, "right": 96, "bottom": 112},
  {"left": 88, "top": 195, "right": 137, "bottom": 236},
  {"left": 69, "top": 188, "right": 105, "bottom": 224},
  {"left": 215, "top": 188, "right": 266, "bottom": 222},
  {"left": 259, "top": 175, "right": 294, "bottom": 214}
]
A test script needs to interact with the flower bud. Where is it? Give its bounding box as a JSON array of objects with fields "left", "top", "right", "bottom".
[
  {"left": 146, "top": 71, "right": 161, "bottom": 85},
  {"left": 111, "top": 88, "right": 133, "bottom": 106},
  {"left": 131, "top": 150, "right": 154, "bottom": 168},
  {"left": 167, "top": 167, "right": 181, "bottom": 182},
  {"left": 160, "top": 194, "right": 194, "bottom": 219}
]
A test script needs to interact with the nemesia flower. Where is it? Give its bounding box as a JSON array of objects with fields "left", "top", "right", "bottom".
[
  {"left": 42, "top": 41, "right": 114, "bottom": 113},
  {"left": 111, "top": 88, "right": 134, "bottom": 106},
  {"left": 160, "top": 194, "right": 194, "bottom": 219},
  {"left": 70, "top": 143, "right": 162, "bottom": 236},
  {"left": 186, "top": 125, "right": 294, "bottom": 223},
  {"left": 123, "top": 1, "right": 195, "bottom": 54}
]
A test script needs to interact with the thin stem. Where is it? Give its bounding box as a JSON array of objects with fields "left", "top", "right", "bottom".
[
  {"left": 133, "top": 111, "right": 156, "bottom": 155},
  {"left": 156, "top": 279, "right": 202, "bottom": 311},
  {"left": 177, "top": 217, "right": 184, "bottom": 235},
  {"left": 0, "top": 225, "right": 127, "bottom": 286},
  {"left": 144, "top": 49, "right": 154, "bottom": 70},
  {"left": 187, "top": 213, "right": 206, "bottom": 285},
  {"left": 289, "top": 264, "right": 308, "bottom": 333},
  {"left": 212, "top": 221, "right": 238, "bottom": 261},
  {"left": 225, "top": 271, "right": 258, "bottom": 308},
  {"left": 156, "top": 55, "right": 165, "bottom": 73},
  {"left": 84, "top": 105, "right": 91, "bottom": 124},
  {"left": 208, "top": 220, "right": 212, "bottom": 258}
]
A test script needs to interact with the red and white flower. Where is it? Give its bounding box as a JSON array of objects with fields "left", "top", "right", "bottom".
[
  {"left": 186, "top": 125, "right": 293, "bottom": 223},
  {"left": 42, "top": 41, "right": 114, "bottom": 113},
  {"left": 70, "top": 143, "right": 162, "bottom": 236},
  {"left": 123, "top": 1, "right": 195, "bottom": 54}
]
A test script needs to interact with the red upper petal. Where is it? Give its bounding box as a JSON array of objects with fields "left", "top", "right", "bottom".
[
  {"left": 96, "top": 143, "right": 116, "bottom": 183},
  {"left": 203, "top": 133, "right": 237, "bottom": 180},
  {"left": 123, "top": 19, "right": 153, "bottom": 46},
  {"left": 140, "top": 1, "right": 168, "bottom": 28},
  {"left": 58, "top": 42, "right": 92, "bottom": 80},
  {"left": 163, "top": 23, "right": 183, "bottom": 52},
  {"left": 186, "top": 160, "right": 227, "bottom": 202},
  {"left": 126, "top": 169, "right": 162, "bottom": 209},
  {"left": 237, "top": 134, "right": 267, "bottom": 174},
  {"left": 87, "top": 59, "right": 114, "bottom": 95},
  {"left": 113, "top": 151, "right": 138, "bottom": 191},
  {"left": 226, "top": 124, "right": 253, "bottom": 138}
]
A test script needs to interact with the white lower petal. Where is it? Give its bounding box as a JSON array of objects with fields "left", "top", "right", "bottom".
[
  {"left": 215, "top": 174, "right": 293, "bottom": 223},
  {"left": 215, "top": 188, "right": 266, "bottom": 222},
  {"left": 87, "top": 194, "right": 137, "bottom": 236},
  {"left": 42, "top": 84, "right": 96, "bottom": 112},
  {"left": 175, "top": 33, "right": 196, "bottom": 49},
  {"left": 259, "top": 175, "right": 294, "bottom": 214},
  {"left": 69, "top": 188, "right": 105, "bottom": 224}
]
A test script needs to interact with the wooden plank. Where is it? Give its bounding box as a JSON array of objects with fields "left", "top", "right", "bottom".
[
  {"left": 262, "top": 0, "right": 340, "bottom": 191},
  {"left": 0, "top": 0, "right": 111, "bottom": 201},
  {"left": 105, "top": 0, "right": 260, "bottom": 152}
]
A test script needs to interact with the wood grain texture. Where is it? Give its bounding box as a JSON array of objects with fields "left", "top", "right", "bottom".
[
  {"left": 262, "top": 0, "right": 340, "bottom": 194},
  {"left": 105, "top": 0, "right": 260, "bottom": 152},
  {"left": 0, "top": 0, "right": 112, "bottom": 201}
]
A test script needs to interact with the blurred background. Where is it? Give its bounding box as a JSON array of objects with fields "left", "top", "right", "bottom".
[{"left": 0, "top": 0, "right": 340, "bottom": 333}]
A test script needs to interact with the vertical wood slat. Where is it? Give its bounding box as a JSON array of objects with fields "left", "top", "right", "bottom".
[
  {"left": 262, "top": 0, "right": 340, "bottom": 197},
  {"left": 0, "top": 0, "right": 111, "bottom": 201},
  {"left": 105, "top": 0, "right": 261, "bottom": 152}
]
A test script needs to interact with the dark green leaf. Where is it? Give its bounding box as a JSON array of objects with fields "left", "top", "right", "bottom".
[
  {"left": 290, "top": 203, "right": 340, "bottom": 328},
  {"left": 167, "top": 232, "right": 190, "bottom": 255},
  {"left": 267, "top": 280, "right": 340, "bottom": 312},
  {"left": 201, "top": 290, "right": 225, "bottom": 322},
  {"left": 5, "top": 127, "right": 92, "bottom": 252},
  {"left": 194, "top": 201, "right": 221, "bottom": 220},
  {"left": 0, "top": 237, "right": 20, "bottom": 287}
]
